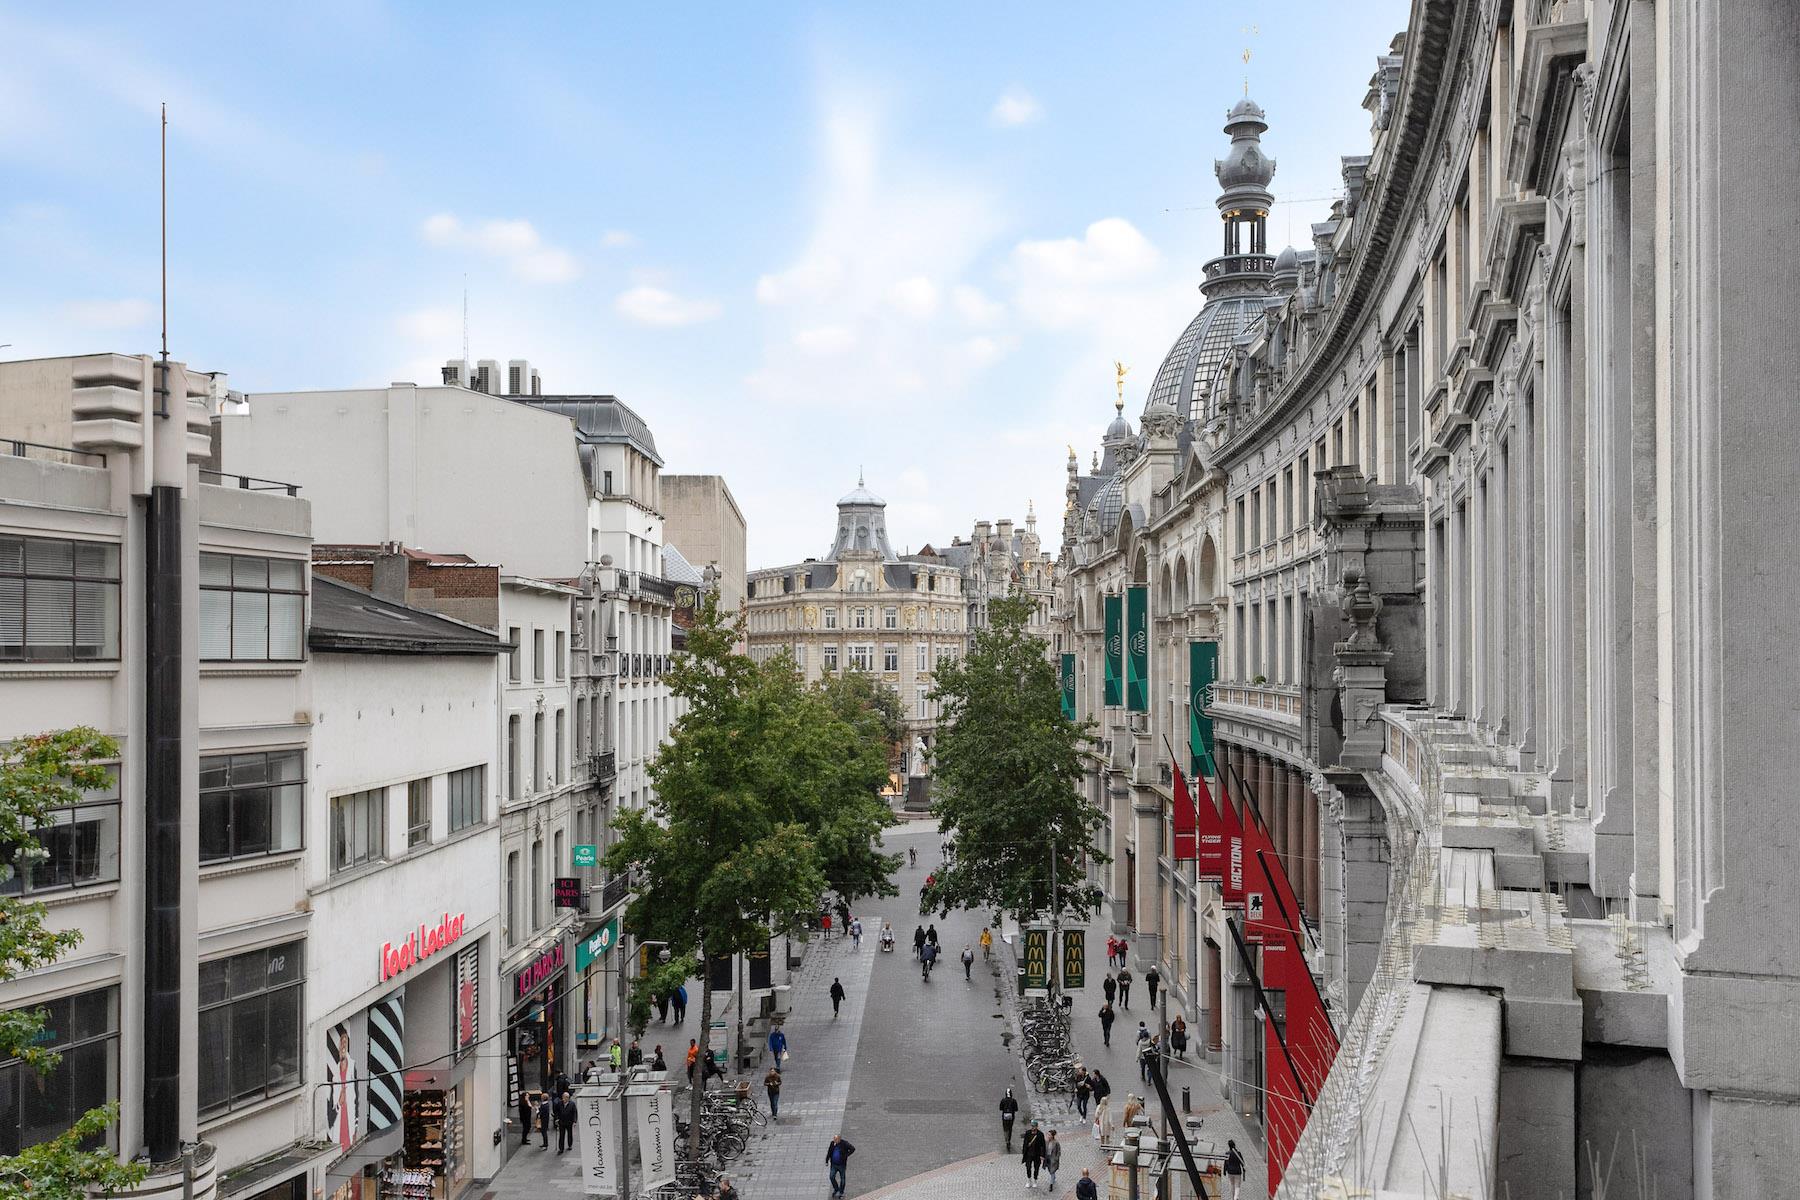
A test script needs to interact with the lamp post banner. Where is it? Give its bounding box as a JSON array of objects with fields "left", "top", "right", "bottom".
[
  {"left": 1188, "top": 641, "right": 1217, "bottom": 777},
  {"left": 635, "top": 1086, "right": 676, "bottom": 1190},
  {"left": 1060, "top": 653, "right": 1076, "bottom": 720},
  {"left": 575, "top": 1089, "right": 620, "bottom": 1196},
  {"left": 1126, "top": 586, "right": 1149, "bottom": 712},
  {"left": 1104, "top": 595, "right": 1123, "bottom": 707}
]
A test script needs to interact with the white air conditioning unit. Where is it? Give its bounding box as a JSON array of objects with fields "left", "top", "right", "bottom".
[{"left": 770, "top": 985, "right": 792, "bottom": 1015}]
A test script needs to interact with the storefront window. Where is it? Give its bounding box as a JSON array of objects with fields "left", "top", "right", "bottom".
[
  {"left": 0, "top": 987, "right": 119, "bottom": 1154},
  {"left": 198, "top": 941, "right": 304, "bottom": 1119}
]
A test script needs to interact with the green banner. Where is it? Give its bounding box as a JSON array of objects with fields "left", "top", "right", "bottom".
[
  {"left": 575, "top": 917, "right": 619, "bottom": 973},
  {"left": 1103, "top": 595, "right": 1123, "bottom": 707},
  {"left": 1189, "top": 641, "right": 1218, "bottom": 778},
  {"left": 572, "top": 843, "right": 598, "bottom": 868},
  {"left": 1126, "top": 586, "right": 1149, "bottom": 712},
  {"left": 1023, "top": 927, "right": 1050, "bottom": 991},
  {"left": 1060, "top": 653, "right": 1076, "bottom": 720},
  {"left": 1061, "top": 929, "right": 1085, "bottom": 990}
]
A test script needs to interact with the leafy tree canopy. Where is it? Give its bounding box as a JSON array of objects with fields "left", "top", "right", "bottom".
[
  {"left": 0, "top": 729, "right": 146, "bottom": 1199},
  {"left": 921, "top": 596, "right": 1106, "bottom": 923}
]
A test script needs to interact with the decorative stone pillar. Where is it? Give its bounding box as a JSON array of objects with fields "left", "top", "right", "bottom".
[
  {"left": 1301, "top": 774, "right": 1320, "bottom": 917},
  {"left": 1271, "top": 755, "right": 1289, "bottom": 866},
  {"left": 1286, "top": 768, "right": 1306, "bottom": 915},
  {"left": 1334, "top": 574, "right": 1394, "bottom": 771},
  {"left": 1258, "top": 754, "right": 1277, "bottom": 847}
]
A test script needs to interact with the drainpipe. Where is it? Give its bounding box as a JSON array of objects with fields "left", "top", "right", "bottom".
[{"left": 143, "top": 483, "right": 183, "bottom": 1164}]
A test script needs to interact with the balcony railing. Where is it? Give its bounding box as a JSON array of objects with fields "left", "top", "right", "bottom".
[
  {"left": 597, "top": 873, "right": 629, "bottom": 915},
  {"left": 3, "top": 439, "right": 106, "bottom": 467},
  {"left": 1213, "top": 682, "right": 1304, "bottom": 721},
  {"left": 588, "top": 750, "right": 616, "bottom": 784},
  {"left": 200, "top": 469, "right": 300, "bottom": 496}
]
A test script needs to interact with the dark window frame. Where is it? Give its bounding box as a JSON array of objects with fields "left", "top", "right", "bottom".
[
  {"left": 0, "top": 766, "right": 121, "bottom": 896},
  {"left": 0, "top": 986, "right": 119, "bottom": 1154},
  {"left": 448, "top": 765, "right": 484, "bottom": 833},
  {"left": 199, "top": 553, "right": 305, "bottom": 663},
  {"left": 329, "top": 787, "right": 385, "bottom": 874},
  {"left": 0, "top": 534, "right": 121, "bottom": 663},
  {"left": 196, "top": 941, "right": 304, "bottom": 1119},
  {"left": 199, "top": 750, "right": 305, "bottom": 865},
  {"left": 406, "top": 778, "right": 432, "bottom": 849}
]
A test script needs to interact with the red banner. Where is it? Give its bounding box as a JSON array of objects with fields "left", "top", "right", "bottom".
[
  {"left": 1171, "top": 759, "right": 1198, "bottom": 862},
  {"left": 1195, "top": 766, "right": 1226, "bottom": 881},
  {"left": 1265, "top": 1014, "right": 1308, "bottom": 1195},
  {"left": 1217, "top": 773, "right": 1246, "bottom": 907}
]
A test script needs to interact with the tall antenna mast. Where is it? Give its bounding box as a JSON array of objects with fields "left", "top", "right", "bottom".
[
  {"left": 461, "top": 274, "right": 470, "bottom": 366},
  {"left": 157, "top": 101, "right": 169, "bottom": 418}
]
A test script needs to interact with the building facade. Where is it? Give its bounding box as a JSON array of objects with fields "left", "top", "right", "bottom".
[
  {"left": 1058, "top": 2, "right": 1800, "bottom": 1195},
  {"left": 660, "top": 474, "right": 748, "bottom": 617},
  {"left": 920, "top": 510, "right": 1058, "bottom": 648},
  {"left": 745, "top": 481, "right": 964, "bottom": 760}
]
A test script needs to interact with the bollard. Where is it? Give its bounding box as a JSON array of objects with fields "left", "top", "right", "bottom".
[{"left": 1181, "top": 1085, "right": 1190, "bottom": 1113}]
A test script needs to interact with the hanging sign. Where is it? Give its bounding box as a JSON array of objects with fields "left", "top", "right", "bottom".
[
  {"left": 575, "top": 919, "right": 619, "bottom": 974},
  {"left": 1023, "top": 927, "right": 1050, "bottom": 991},
  {"left": 1061, "top": 929, "right": 1085, "bottom": 990},
  {"left": 1189, "top": 641, "right": 1218, "bottom": 777},
  {"left": 573, "top": 843, "right": 599, "bottom": 868},
  {"left": 1104, "top": 595, "right": 1123, "bottom": 707},
  {"left": 635, "top": 1086, "right": 677, "bottom": 1190},
  {"left": 555, "top": 877, "right": 585, "bottom": 909},
  {"left": 1126, "top": 586, "right": 1149, "bottom": 712},
  {"left": 1060, "top": 653, "right": 1077, "bottom": 720},
  {"left": 575, "top": 1089, "right": 621, "bottom": 1196}
]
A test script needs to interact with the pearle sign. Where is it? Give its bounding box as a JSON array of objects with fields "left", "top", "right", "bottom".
[{"left": 380, "top": 912, "right": 468, "bottom": 982}]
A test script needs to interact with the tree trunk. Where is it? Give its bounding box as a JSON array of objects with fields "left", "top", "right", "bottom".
[{"left": 691, "top": 968, "right": 714, "bottom": 1165}]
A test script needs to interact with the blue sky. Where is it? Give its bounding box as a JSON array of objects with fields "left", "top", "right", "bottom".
[{"left": 1, "top": 1, "right": 1408, "bottom": 567}]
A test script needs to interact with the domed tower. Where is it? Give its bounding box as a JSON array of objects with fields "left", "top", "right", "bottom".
[
  {"left": 1204, "top": 97, "right": 1278, "bottom": 298},
  {"left": 826, "top": 473, "right": 898, "bottom": 562}
]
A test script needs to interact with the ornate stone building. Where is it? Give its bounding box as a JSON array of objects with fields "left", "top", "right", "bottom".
[
  {"left": 1058, "top": 3, "right": 1800, "bottom": 1195},
  {"left": 744, "top": 480, "right": 965, "bottom": 762},
  {"left": 916, "top": 508, "right": 1058, "bottom": 649}
]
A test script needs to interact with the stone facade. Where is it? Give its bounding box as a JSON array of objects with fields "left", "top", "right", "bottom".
[{"left": 1057, "top": 2, "right": 1800, "bottom": 1194}]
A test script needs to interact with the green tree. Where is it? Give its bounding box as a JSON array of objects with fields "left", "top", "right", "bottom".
[
  {"left": 921, "top": 596, "right": 1105, "bottom": 926},
  {"left": 817, "top": 670, "right": 906, "bottom": 763},
  {"left": 0, "top": 729, "right": 147, "bottom": 1200},
  {"left": 810, "top": 672, "right": 904, "bottom": 914},
  {"left": 605, "top": 595, "right": 894, "bottom": 1159}
]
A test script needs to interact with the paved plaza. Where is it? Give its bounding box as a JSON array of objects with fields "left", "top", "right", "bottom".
[{"left": 482, "top": 821, "right": 1262, "bottom": 1199}]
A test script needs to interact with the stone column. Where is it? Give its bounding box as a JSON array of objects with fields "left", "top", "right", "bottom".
[
  {"left": 1270, "top": 755, "right": 1288, "bottom": 867},
  {"left": 1302, "top": 775, "right": 1320, "bottom": 917},
  {"left": 1286, "top": 768, "right": 1306, "bottom": 916},
  {"left": 1257, "top": 754, "right": 1277, "bottom": 843}
]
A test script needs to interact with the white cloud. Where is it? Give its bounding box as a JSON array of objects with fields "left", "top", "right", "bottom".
[
  {"left": 952, "top": 284, "right": 1005, "bottom": 325},
  {"left": 886, "top": 276, "right": 939, "bottom": 318},
  {"left": 396, "top": 307, "right": 460, "bottom": 341},
  {"left": 793, "top": 325, "right": 857, "bottom": 355},
  {"left": 420, "top": 213, "right": 579, "bottom": 283},
  {"left": 1009, "top": 217, "right": 1163, "bottom": 329},
  {"left": 613, "top": 285, "right": 722, "bottom": 327},
  {"left": 989, "top": 87, "right": 1043, "bottom": 128},
  {"left": 600, "top": 229, "right": 638, "bottom": 249},
  {"left": 61, "top": 298, "right": 155, "bottom": 329}
]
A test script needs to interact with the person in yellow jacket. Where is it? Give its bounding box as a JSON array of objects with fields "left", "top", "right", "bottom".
[{"left": 979, "top": 927, "right": 994, "bottom": 960}]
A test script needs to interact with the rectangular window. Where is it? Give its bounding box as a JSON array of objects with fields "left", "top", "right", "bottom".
[
  {"left": 823, "top": 607, "right": 838, "bottom": 629},
  {"left": 917, "top": 687, "right": 929, "bottom": 720},
  {"left": 823, "top": 644, "right": 839, "bottom": 672},
  {"left": 508, "top": 626, "right": 521, "bottom": 682},
  {"left": 448, "top": 765, "right": 483, "bottom": 832},
  {"left": 199, "top": 750, "right": 304, "bottom": 865},
  {"left": 0, "top": 767, "right": 120, "bottom": 897},
  {"left": 1249, "top": 492, "right": 1262, "bottom": 548},
  {"left": 849, "top": 644, "right": 874, "bottom": 672},
  {"left": 554, "top": 710, "right": 565, "bottom": 785},
  {"left": 1282, "top": 468, "right": 1294, "bottom": 534},
  {"left": 533, "top": 629, "right": 545, "bottom": 681},
  {"left": 507, "top": 715, "right": 521, "bottom": 800},
  {"left": 329, "top": 787, "right": 385, "bottom": 874},
  {"left": 794, "top": 643, "right": 807, "bottom": 670},
  {"left": 0, "top": 535, "right": 120, "bottom": 662},
  {"left": 1298, "top": 452, "right": 1310, "bottom": 523},
  {"left": 1234, "top": 499, "right": 1246, "bottom": 553},
  {"left": 555, "top": 631, "right": 566, "bottom": 680},
  {"left": 0, "top": 986, "right": 120, "bottom": 1154},
  {"left": 531, "top": 839, "right": 543, "bottom": 928},
  {"left": 853, "top": 608, "right": 869, "bottom": 629},
  {"left": 199, "top": 553, "right": 303, "bottom": 662},
  {"left": 505, "top": 851, "right": 520, "bottom": 947},
  {"left": 883, "top": 644, "right": 899, "bottom": 672},
  {"left": 916, "top": 643, "right": 928, "bottom": 671},
  {"left": 883, "top": 606, "right": 898, "bottom": 629},
  {"left": 197, "top": 942, "right": 303, "bottom": 1119},
  {"left": 1266, "top": 481, "right": 1278, "bottom": 543},
  {"left": 603, "top": 470, "right": 614, "bottom": 495},
  {"left": 533, "top": 714, "right": 544, "bottom": 792},
  {"left": 406, "top": 778, "right": 432, "bottom": 848}
]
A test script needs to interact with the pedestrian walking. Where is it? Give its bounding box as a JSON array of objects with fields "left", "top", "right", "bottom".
[
  {"left": 980, "top": 927, "right": 994, "bottom": 960},
  {"left": 1089, "top": 1069, "right": 1112, "bottom": 1106},
  {"left": 656, "top": 991, "right": 670, "bottom": 1023},
  {"left": 1144, "top": 965, "right": 1161, "bottom": 1010},
  {"left": 716, "top": 1177, "right": 740, "bottom": 1200},
  {"left": 651, "top": 1045, "right": 667, "bottom": 1072},
  {"left": 1075, "top": 1168, "right": 1099, "bottom": 1200},
  {"left": 767, "top": 1023, "right": 788, "bottom": 1070},
  {"left": 1098, "top": 1002, "right": 1116, "bottom": 1047},
  {"left": 1045, "top": 1130, "right": 1062, "bottom": 1191},
  {"left": 702, "top": 1052, "right": 726, "bottom": 1089},
  {"left": 961, "top": 945, "right": 975, "bottom": 980},
  {"left": 628, "top": 1038, "right": 644, "bottom": 1068},
  {"left": 536, "top": 1092, "right": 552, "bottom": 1148},
  {"left": 1074, "top": 1071, "right": 1092, "bottom": 1118},
  {"left": 825, "top": 1134, "right": 856, "bottom": 1198},
  {"left": 609, "top": 1037, "right": 623, "bottom": 1071},
  {"left": 517, "top": 1090, "right": 535, "bottom": 1146},
  {"left": 1105, "top": 935, "right": 1118, "bottom": 968},
  {"left": 851, "top": 917, "right": 863, "bottom": 950},
  {"left": 673, "top": 984, "right": 689, "bottom": 1024},
  {"left": 913, "top": 925, "right": 927, "bottom": 959},
  {"left": 1223, "top": 1139, "right": 1245, "bottom": 1200},
  {"left": 1116, "top": 938, "right": 1130, "bottom": 967},
  {"left": 764, "top": 1066, "right": 783, "bottom": 1118},
  {"left": 555, "top": 1090, "right": 576, "bottom": 1153},
  {"left": 1169, "top": 1016, "right": 1189, "bottom": 1059},
  {"left": 925, "top": 923, "right": 939, "bottom": 948},
  {"left": 909, "top": 845, "right": 918, "bottom": 867},
  {"left": 1102, "top": 973, "right": 1117, "bottom": 1006},
  {"left": 685, "top": 1039, "right": 699, "bottom": 1082},
  {"left": 1135, "top": 1020, "right": 1150, "bottom": 1048},
  {"left": 1021, "top": 1120, "right": 1047, "bottom": 1188},
  {"left": 1116, "top": 967, "right": 1133, "bottom": 1009},
  {"left": 829, "top": 977, "right": 847, "bottom": 1017},
  {"left": 998, "top": 1087, "right": 1019, "bottom": 1151},
  {"left": 821, "top": 911, "right": 832, "bottom": 940},
  {"left": 1138, "top": 1037, "right": 1155, "bottom": 1084}
]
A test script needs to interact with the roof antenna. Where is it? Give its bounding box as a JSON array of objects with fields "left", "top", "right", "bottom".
[
  {"left": 461, "top": 274, "right": 470, "bottom": 366},
  {"left": 858, "top": 466, "right": 864, "bottom": 488},
  {"left": 156, "top": 101, "right": 170, "bottom": 419}
]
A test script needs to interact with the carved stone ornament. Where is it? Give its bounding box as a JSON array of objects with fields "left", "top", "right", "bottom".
[{"left": 1340, "top": 571, "right": 1383, "bottom": 648}]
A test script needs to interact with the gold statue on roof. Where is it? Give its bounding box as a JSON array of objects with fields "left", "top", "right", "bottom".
[{"left": 1113, "top": 360, "right": 1130, "bottom": 411}]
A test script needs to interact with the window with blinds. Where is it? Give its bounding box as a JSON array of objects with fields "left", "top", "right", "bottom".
[
  {"left": 0, "top": 766, "right": 121, "bottom": 895},
  {"left": 199, "top": 750, "right": 305, "bottom": 864},
  {"left": 330, "top": 787, "right": 385, "bottom": 874},
  {"left": 448, "top": 765, "right": 484, "bottom": 832},
  {"left": 0, "top": 535, "right": 120, "bottom": 661},
  {"left": 199, "top": 553, "right": 304, "bottom": 661}
]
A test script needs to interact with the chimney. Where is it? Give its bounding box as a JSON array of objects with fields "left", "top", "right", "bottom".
[
  {"left": 996, "top": 518, "right": 1014, "bottom": 544},
  {"left": 373, "top": 542, "right": 409, "bottom": 602}
]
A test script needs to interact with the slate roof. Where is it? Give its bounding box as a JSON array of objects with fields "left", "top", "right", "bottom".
[
  {"left": 511, "top": 395, "right": 663, "bottom": 466},
  {"left": 308, "top": 576, "right": 503, "bottom": 656}
]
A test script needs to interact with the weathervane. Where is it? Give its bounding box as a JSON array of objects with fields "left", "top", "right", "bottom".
[
  {"left": 1113, "top": 360, "right": 1130, "bottom": 412},
  {"left": 1241, "top": 24, "right": 1259, "bottom": 96}
]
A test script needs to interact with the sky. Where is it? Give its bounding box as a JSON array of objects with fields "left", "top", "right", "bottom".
[{"left": 0, "top": 1, "right": 1408, "bottom": 569}]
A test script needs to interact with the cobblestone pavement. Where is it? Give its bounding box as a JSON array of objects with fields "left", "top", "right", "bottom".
[{"left": 482, "top": 821, "right": 1269, "bottom": 1198}]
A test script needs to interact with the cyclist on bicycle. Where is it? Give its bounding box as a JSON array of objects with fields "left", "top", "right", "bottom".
[{"left": 980, "top": 927, "right": 994, "bottom": 960}]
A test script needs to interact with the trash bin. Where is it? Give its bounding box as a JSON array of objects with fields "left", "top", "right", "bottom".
[
  {"left": 1017, "top": 965, "right": 1027, "bottom": 996},
  {"left": 1181, "top": 1085, "right": 1190, "bottom": 1112}
]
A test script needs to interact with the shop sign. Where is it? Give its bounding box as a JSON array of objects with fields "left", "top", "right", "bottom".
[
  {"left": 636, "top": 1087, "right": 676, "bottom": 1190},
  {"left": 514, "top": 942, "right": 566, "bottom": 1003},
  {"left": 572, "top": 843, "right": 599, "bottom": 868},
  {"left": 1022, "top": 927, "right": 1050, "bottom": 991},
  {"left": 555, "top": 876, "right": 585, "bottom": 909},
  {"left": 575, "top": 918, "right": 620, "bottom": 974},
  {"left": 379, "top": 911, "right": 467, "bottom": 983},
  {"left": 575, "top": 1089, "right": 621, "bottom": 1194}
]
